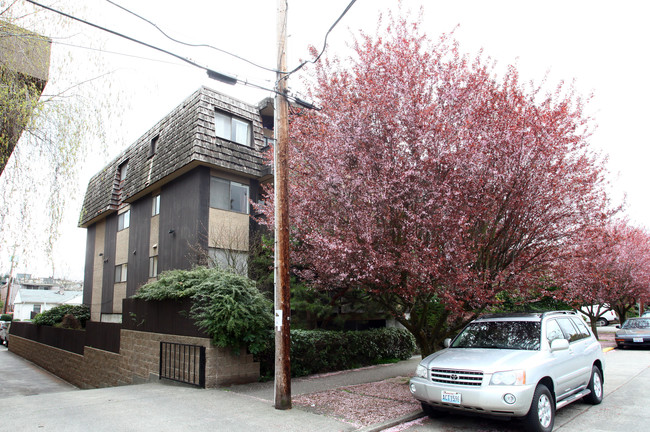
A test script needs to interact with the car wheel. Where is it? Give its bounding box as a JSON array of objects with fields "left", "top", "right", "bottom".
[
  {"left": 584, "top": 366, "right": 603, "bottom": 405},
  {"left": 421, "top": 402, "right": 447, "bottom": 418},
  {"left": 524, "top": 384, "right": 554, "bottom": 432},
  {"left": 596, "top": 318, "right": 608, "bottom": 327}
]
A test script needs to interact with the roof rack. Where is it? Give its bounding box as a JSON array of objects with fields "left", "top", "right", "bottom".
[{"left": 540, "top": 310, "right": 576, "bottom": 318}]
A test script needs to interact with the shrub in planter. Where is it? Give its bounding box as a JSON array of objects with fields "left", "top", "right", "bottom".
[
  {"left": 0, "top": 314, "right": 12, "bottom": 322},
  {"left": 135, "top": 267, "right": 273, "bottom": 355},
  {"left": 32, "top": 304, "right": 90, "bottom": 327}
]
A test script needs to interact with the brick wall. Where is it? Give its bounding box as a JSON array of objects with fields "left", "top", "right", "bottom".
[{"left": 9, "top": 329, "right": 259, "bottom": 389}]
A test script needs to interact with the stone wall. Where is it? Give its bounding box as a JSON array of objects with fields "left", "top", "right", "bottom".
[{"left": 9, "top": 328, "right": 259, "bottom": 389}]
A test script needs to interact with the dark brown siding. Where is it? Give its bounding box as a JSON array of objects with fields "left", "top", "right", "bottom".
[
  {"left": 127, "top": 196, "right": 152, "bottom": 297},
  {"left": 83, "top": 225, "right": 96, "bottom": 306},
  {"left": 158, "top": 167, "right": 209, "bottom": 273},
  {"left": 102, "top": 213, "right": 117, "bottom": 313}
]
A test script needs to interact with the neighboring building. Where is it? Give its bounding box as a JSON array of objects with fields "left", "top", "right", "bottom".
[
  {"left": 13, "top": 288, "right": 82, "bottom": 321},
  {"left": 1, "top": 274, "right": 82, "bottom": 314},
  {"left": 0, "top": 21, "right": 51, "bottom": 174},
  {"left": 79, "top": 87, "right": 274, "bottom": 323}
]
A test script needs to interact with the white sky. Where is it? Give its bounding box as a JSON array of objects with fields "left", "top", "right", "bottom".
[{"left": 5, "top": 0, "right": 650, "bottom": 280}]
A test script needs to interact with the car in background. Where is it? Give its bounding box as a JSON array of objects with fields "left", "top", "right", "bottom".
[
  {"left": 615, "top": 317, "right": 650, "bottom": 348},
  {"left": 409, "top": 311, "right": 605, "bottom": 432},
  {"left": 578, "top": 305, "right": 618, "bottom": 326},
  {"left": 641, "top": 311, "right": 650, "bottom": 318}
]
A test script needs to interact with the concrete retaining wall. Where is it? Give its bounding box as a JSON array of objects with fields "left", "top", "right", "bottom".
[{"left": 9, "top": 329, "right": 259, "bottom": 389}]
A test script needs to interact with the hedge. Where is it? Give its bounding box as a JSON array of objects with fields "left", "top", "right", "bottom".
[
  {"left": 257, "top": 327, "right": 416, "bottom": 379},
  {"left": 32, "top": 304, "right": 90, "bottom": 328}
]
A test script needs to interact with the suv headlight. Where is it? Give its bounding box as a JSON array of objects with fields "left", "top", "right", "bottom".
[
  {"left": 490, "top": 370, "right": 526, "bottom": 386},
  {"left": 416, "top": 364, "right": 428, "bottom": 379}
]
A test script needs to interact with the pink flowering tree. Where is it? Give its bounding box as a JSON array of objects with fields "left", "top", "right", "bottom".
[
  {"left": 256, "top": 13, "right": 612, "bottom": 355},
  {"left": 561, "top": 221, "right": 650, "bottom": 335}
]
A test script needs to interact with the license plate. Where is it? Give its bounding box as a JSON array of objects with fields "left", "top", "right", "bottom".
[
  {"left": 441, "top": 391, "right": 461, "bottom": 404},
  {"left": 633, "top": 337, "right": 644, "bottom": 343}
]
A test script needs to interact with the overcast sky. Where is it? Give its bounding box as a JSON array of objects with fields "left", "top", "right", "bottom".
[{"left": 5, "top": 0, "right": 650, "bottom": 280}]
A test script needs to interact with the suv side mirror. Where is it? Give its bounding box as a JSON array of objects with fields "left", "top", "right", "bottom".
[
  {"left": 550, "top": 338, "right": 569, "bottom": 352},
  {"left": 444, "top": 338, "right": 452, "bottom": 348}
]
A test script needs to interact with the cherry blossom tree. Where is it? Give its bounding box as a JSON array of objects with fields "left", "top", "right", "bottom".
[
  {"left": 561, "top": 220, "right": 650, "bottom": 335},
  {"left": 256, "top": 12, "right": 613, "bottom": 355}
]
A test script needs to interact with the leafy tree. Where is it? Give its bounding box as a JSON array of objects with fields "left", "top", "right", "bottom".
[
  {"left": 255, "top": 12, "right": 612, "bottom": 356},
  {"left": 135, "top": 267, "right": 273, "bottom": 355},
  {"left": 0, "top": 2, "right": 115, "bottom": 275},
  {"left": 560, "top": 220, "right": 650, "bottom": 334}
]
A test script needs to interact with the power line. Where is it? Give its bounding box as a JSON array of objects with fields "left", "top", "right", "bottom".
[
  {"left": 52, "top": 40, "right": 186, "bottom": 66},
  {"left": 25, "top": 0, "right": 239, "bottom": 85},
  {"left": 105, "top": 0, "right": 281, "bottom": 74},
  {"left": 25, "top": 0, "right": 322, "bottom": 109},
  {"left": 283, "top": 0, "right": 358, "bottom": 79}
]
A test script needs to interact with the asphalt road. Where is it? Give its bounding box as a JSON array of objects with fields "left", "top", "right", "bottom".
[{"left": 0, "top": 344, "right": 77, "bottom": 399}]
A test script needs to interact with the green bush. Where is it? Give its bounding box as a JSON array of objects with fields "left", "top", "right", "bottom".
[
  {"left": 0, "top": 314, "right": 12, "bottom": 322},
  {"left": 32, "top": 304, "right": 90, "bottom": 328},
  {"left": 257, "top": 327, "right": 416, "bottom": 379},
  {"left": 135, "top": 267, "right": 273, "bottom": 355}
]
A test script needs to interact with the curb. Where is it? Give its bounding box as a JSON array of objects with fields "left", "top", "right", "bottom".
[{"left": 356, "top": 410, "right": 425, "bottom": 432}]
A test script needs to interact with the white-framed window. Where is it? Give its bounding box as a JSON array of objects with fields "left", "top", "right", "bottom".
[
  {"left": 149, "top": 256, "right": 158, "bottom": 278},
  {"left": 118, "top": 210, "right": 130, "bottom": 231},
  {"left": 33, "top": 304, "right": 42, "bottom": 314},
  {"left": 215, "top": 111, "right": 251, "bottom": 146},
  {"left": 114, "top": 264, "right": 127, "bottom": 283},
  {"left": 152, "top": 194, "right": 160, "bottom": 216},
  {"left": 209, "top": 177, "right": 249, "bottom": 214}
]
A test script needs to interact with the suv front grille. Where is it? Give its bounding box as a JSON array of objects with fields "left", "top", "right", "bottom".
[{"left": 430, "top": 368, "right": 484, "bottom": 386}]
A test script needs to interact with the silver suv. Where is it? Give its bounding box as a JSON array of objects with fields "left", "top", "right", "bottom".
[{"left": 409, "top": 311, "right": 605, "bottom": 432}]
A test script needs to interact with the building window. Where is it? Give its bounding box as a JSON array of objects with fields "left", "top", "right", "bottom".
[
  {"left": 149, "top": 135, "right": 159, "bottom": 158},
  {"left": 215, "top": 111, "right": 251, "bottom": 146},
  {"left": 118, "top": 161, "right": 128, "bottom": 183},
  {"left": 152, "top": 194, "right": 160, "bottom": 216},
  {"left": 208, "top": 248, "right": 248, "bottom": 276},
  {"left": 149, "top": 256, "right": 158, "bottom": 278},
  {"left": 210, "top": 177, "right": 249, "bottom": 214},
  {"left": 33, "top": 304, "right": 41, "bottom": 314},
  {"left": 118, "top": 210, "right": 130, "bottom": 231},
  {"left": 114, "top": 264, "right": 127, "bottom": 283}
]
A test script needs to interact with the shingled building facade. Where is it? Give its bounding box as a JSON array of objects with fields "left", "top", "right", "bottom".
[{"left": 79, "top": 87, "right": 274, "bottom": 323}]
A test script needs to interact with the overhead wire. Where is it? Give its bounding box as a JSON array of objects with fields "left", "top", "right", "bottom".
[
  {"left": 24, "top": 0, "right": 281, "bottom": 94},
  {"left": 282, "top": 0, "right": 358, "bottom": 80},
  {"left": 104, "top": 0, "right": 281, "bottom": 74},
  {"left": 25, "top": 0, "right": 357, "bottom": 108}
]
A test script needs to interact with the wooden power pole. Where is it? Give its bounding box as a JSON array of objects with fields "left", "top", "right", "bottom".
[{"left": 274, "top": 0, "right": 291, "bottom": 410}]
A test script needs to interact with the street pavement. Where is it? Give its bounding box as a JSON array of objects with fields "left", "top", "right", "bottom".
[
  {"left": 0, "top": 326, "right": 648, "bottom": 432},
  {"left": 0, "top": 344, "right": 76, "bottom": 399}
]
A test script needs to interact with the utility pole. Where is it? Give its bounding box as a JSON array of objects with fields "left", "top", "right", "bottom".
[
  {"left": 274, "top": 0, "right": 291, "bottom": 410},
  {"left": 2, "top": 247, "right": 17, "bottom": 315}
]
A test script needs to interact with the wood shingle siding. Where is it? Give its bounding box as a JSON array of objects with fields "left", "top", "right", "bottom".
[{"left": 79, "top": 87, "right": 267, "bottom": 228}]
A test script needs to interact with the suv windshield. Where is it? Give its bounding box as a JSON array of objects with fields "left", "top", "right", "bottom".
[{"left": 451, "top": 321, "right": 541, "bottom": 350}]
